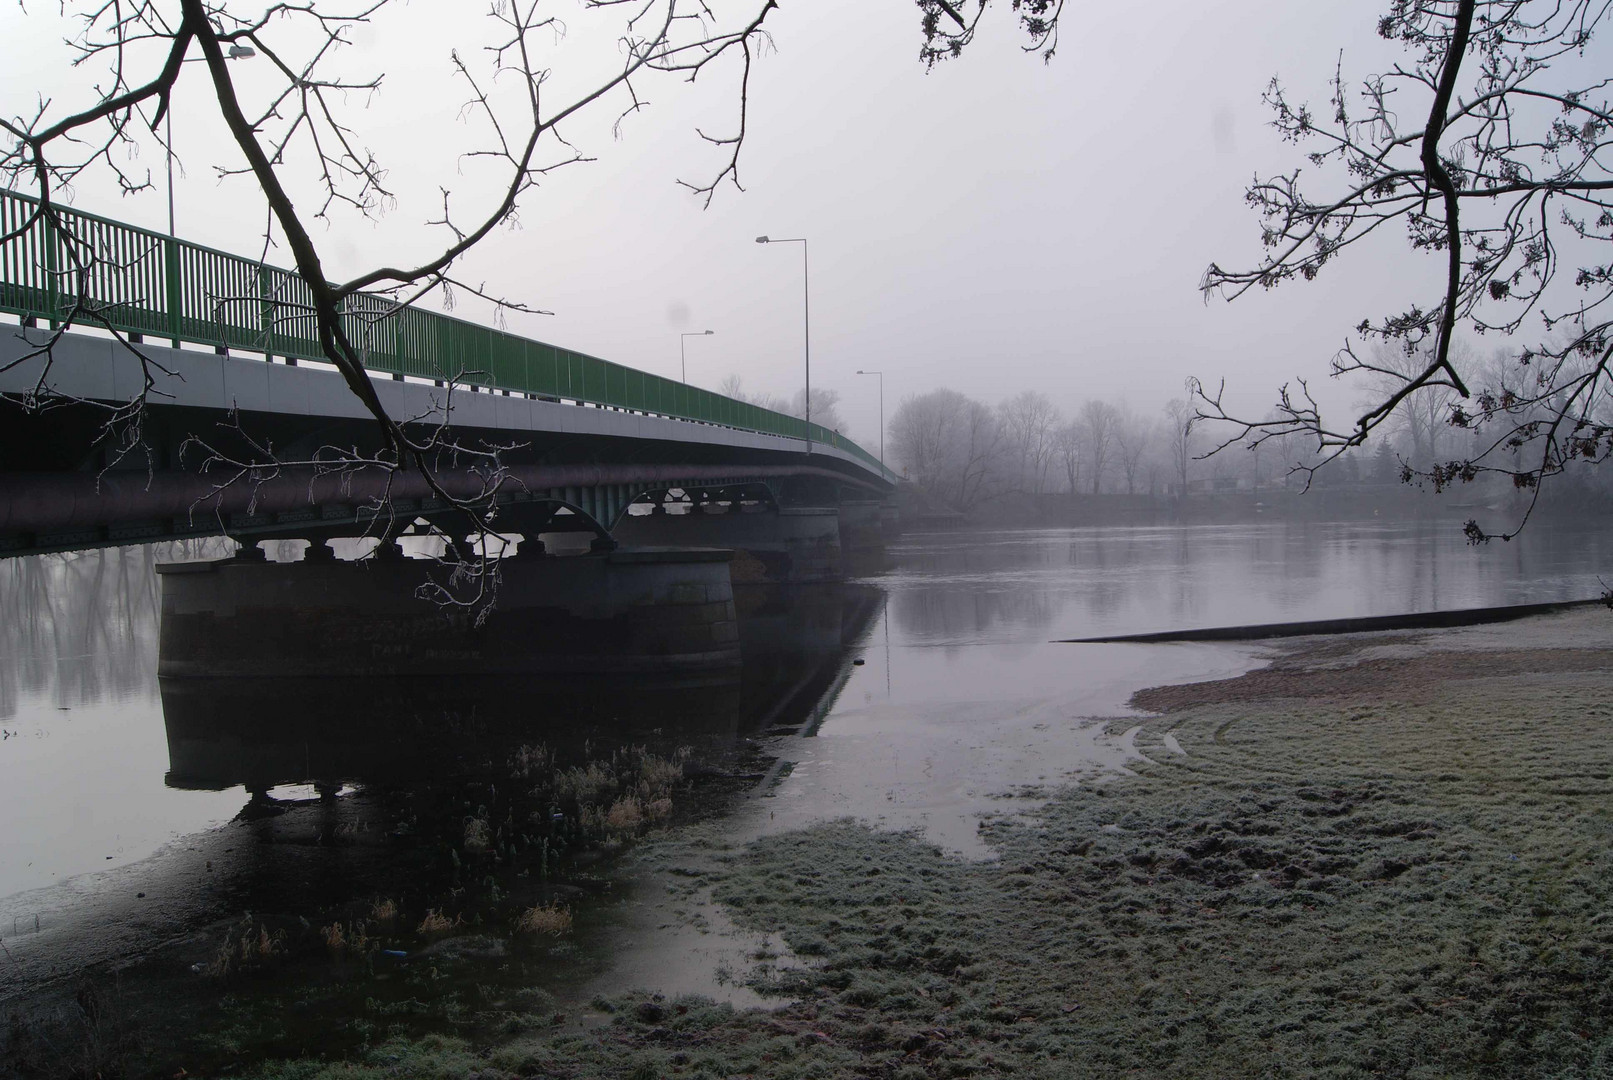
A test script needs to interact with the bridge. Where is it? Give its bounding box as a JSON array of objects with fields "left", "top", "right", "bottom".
[{"left": 0, "top": 188, "right": 895, "bottom": 566}]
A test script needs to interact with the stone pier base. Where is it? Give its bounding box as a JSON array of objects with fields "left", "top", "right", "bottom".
[{"left": 156, "top": 547, "right": 739, "bottom": 678}]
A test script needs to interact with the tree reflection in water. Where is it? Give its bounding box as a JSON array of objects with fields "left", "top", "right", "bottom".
[{"left": 3, "top": 546, "right": 161, "bottom": 718}]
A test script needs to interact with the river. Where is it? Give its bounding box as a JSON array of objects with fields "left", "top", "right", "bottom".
[{"left": 0, "top": 518, "right": 1607, "bottom": 1067}]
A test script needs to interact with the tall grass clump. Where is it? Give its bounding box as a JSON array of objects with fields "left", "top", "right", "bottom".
[{"left": 513, "top": 902, "right": 573, "bottom": 937}]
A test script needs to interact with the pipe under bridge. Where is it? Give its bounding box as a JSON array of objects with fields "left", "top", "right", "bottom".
[{"left": 0, "top": 189, "right": 894, "bottom": 558}]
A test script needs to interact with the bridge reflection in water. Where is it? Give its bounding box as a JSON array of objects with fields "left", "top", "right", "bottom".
[
  {"left": 0, "top": 543, "right": 885, "bottom": 1024},
  {"left": 157, "top": 580, "right": 882, "bottom": 805}
]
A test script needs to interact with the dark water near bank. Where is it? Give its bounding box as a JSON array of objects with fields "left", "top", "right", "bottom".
[{"left": 0, "top": 519, "right": 1608, "bottom": 1068}]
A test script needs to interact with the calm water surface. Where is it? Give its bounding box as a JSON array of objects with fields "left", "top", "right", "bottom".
[
  {"left": 884, "top": 519, "right": 1611, "bottom": 644},
  {"left": 3, "top": 519, "right": 1600, "bottom": 902},
  {"left": 756, "top": 518, "right": 1611, "bottom": 854}
]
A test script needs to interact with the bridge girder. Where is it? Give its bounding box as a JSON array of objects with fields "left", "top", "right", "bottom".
[
  {"left": 0, "top": 329, "right": 891, "bottom": 558},
  {"left": 0, "top": 463, "right": 878, "bottom": 559}
]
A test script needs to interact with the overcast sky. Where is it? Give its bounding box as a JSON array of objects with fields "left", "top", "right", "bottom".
[{"left": 3, "top": 1, "right": 1459, "bottom": 447}]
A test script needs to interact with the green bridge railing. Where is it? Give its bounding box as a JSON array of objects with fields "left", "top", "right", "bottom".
[{"left": 0, "top": 188, "right": 892, "bottom": 483}]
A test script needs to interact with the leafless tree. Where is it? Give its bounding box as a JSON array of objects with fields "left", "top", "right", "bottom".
[
  {"left": 889, "top": 387, "right": 1002, "bottom": 508},
  {"left": 1079, "top": 399, "right": 1119, "bottom": 495},
  {"left": 916, "top": 0, "right": 1063, "bottom": 66},
  {"left": 789, "top": 387, "right": 849, "bottom": 435},
  {"left": 2, "top": 0, "right": 782, "bottom": 579},
  {"left": 955, "top": 395, "right": 1004, "bottom": 505},
  {"left": 998, "top": 389, "right": 1059, "bottom": 494},
  {"left": 1193, "top": 0, "right": 1613, "bottom": 539},
  {"left": 715, "top": 377, "right": 844, "bottom": 432},
  {"left": 1162, "top": 396, "right": 1196, "bottom": 496},
  {"left": 1053, "top": 418, "right": 1082, "bottom": 495},
  {"left": 890, "top": 389, "right": 964, "bottom": 495},
  {"left": 1357, "top": 340, "right": 1470, "bottom": 473},
  {"left": 719, "top": 374, "right": 790, "bottom": 415},
  {"left": 0, "top": 546, "right": 163, "bottom": 718},
  {"left": 930, "top": 1, "right": 1613, "bottom": 539},
  {"left": 1111, "top": 405, "right": 1153, "bottom": 495}
]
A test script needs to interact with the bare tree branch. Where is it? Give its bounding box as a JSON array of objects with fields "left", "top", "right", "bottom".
[
  {"left": 3, "top": 0, "right": 784, "bottom": 606},
  {"left": 1188, "top": 1, "right": 1613, "bottom": 538}
]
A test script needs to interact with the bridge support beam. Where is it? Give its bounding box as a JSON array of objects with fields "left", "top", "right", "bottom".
[{"left": 156, "top": 546, "right": 740, "bottom": 678}]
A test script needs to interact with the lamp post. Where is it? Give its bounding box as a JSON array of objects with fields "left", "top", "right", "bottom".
[
  {"left": 167, "top": 43, "right": 258, "bottom": 237},
  {"left": 856, "top": 368, "right": 884, "bottom": 470},
  {"left": 679, "top": 329, "right": 714, "bottom": 384},
  {"left": 755, "top": 235, "right": 809, "bottom": 448}
]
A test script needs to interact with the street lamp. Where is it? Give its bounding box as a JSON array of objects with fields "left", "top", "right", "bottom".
[
  {"left": 679, "top": 329, "right": 714, "bottom": 384},
  {"left": 166, "top": 43, "right": 258, "bottom": 237},
  {"left": 856, "top": 368, "right": 884, "bottom": 470},
  {"left": 755, "top": 235, "right": 810, "bottom": 448}
]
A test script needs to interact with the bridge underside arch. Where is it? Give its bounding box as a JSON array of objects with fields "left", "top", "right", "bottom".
[{"left": 622, "top": 482, "right": 781, "bottom": 523}]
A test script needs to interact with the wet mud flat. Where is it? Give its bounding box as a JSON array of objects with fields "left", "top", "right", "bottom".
[
  {"left": 526, "top": 610, "right": 1612, "bottom": 1080},
  {"left": 9, "top": 609, "right": 1613, "bottom": 1079},
  {"left": 0, "top": 734, "right": 777, "bottom": 1080}
]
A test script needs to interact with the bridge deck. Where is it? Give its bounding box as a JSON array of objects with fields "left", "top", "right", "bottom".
[
  {"left": 1, "top": 327, "right": 878, "bottom": 472},
  {"left": 1, "top": 188, "right": 892, "bottom": 556},
  {"left": 0, "top": 188, "right": 889, "bottom": 480},
  {"left": 0, "top": 329, "right": 891, "bottom": 556}
]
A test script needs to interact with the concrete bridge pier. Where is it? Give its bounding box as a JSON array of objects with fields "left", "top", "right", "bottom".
[
  {"left": 613, "top": 489, "right": 843, "bottom": 583},
  {"left": 160, "top": 673, "right": 747, "bottom": 794},
  {"left": 157, "top": 545, "right": 740, "bottom": 678}
]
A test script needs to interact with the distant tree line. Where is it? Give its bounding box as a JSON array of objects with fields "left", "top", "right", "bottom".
[
  {"left": 888, "top": 388, "right": 1194, "bottom": 507},
  {"left": 888, "top": 341, "right": 1613, "bottom": 512}
]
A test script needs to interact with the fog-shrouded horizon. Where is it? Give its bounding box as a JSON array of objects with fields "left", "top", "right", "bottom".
[{"left": 1, "top": 1, "right": 1568, "bottom": 453}]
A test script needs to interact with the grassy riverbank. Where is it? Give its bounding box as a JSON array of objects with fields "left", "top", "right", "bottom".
[{"left": 15, "top": 614, "right": 1613, "bottom": 1080}]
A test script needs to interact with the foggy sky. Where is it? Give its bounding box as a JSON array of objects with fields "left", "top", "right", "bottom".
[{"left": 2, "top": 2, "right": 1459, "bottom": 449}]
